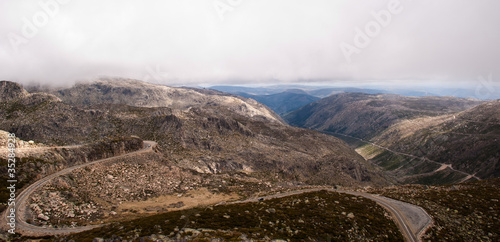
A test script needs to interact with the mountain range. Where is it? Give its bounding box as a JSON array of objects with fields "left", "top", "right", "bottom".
[
  {"left": 0, "top": 80, "right": 393, "bottom": 220},
  {"left": 1, "top": 79, "right": 499, "bottom": 240},
  {"left": 285, "top": 93, "right": 499, "bottom": 184}
]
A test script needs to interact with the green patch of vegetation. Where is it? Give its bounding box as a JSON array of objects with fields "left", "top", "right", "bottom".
[
  {"left": 407, "top": 169, "right": 467, "bottom": 185},
  {"left": 374, "top": 151, "right": 412, "bottom": 171}
]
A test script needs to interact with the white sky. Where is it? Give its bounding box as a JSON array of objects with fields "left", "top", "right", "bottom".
[{"left": 0, "top": 0, "right": 499, "bottom": 89}]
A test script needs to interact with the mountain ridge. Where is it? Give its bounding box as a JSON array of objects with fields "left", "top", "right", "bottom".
[
  {"left": 55, "top": 78, "right": 283, "bottom": 124},
  {"left": 285, "top": 92, "right": 498, "bottom": 184}
]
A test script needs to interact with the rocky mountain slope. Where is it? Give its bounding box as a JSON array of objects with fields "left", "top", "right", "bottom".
[
  {"left": 285, "top": 93, "right": 483, "bottom": 140},
  {"left": 54, "top": 78, "right": 283, "bottom": 124},
  {"left": 284, "top": 93, "right": 498, "bottom": 184},
  {"left": 368, "top": 100, "right": 500, "bottom": 182},
  {"left": 0, "top": 134, "right": 143, "bottom": 213},
  {"left": 1, "top": 80, "right": 393, "bottom": 235}
]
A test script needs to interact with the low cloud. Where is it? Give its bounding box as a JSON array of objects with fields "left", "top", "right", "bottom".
[{"left": 0, "top": 0, "right": 499, "bottom": 89}]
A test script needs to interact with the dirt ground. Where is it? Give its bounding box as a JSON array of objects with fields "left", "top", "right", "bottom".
[{"left": 117, "top": 188, "right": 241, "bottom": 215}]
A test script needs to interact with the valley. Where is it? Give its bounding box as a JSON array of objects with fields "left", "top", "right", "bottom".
[
  {"left": 285, "top": 93, "right": 499, "bottom": 185},
  {"left": 0, "top": 79, "right": 499, "bottom": 241}
]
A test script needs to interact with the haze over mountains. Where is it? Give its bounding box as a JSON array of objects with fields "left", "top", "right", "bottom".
[
  {"left": 210, "top": 84, "right": 500, "bottom": 100},
  {"left": 210, "top": 84, "right": 500, "bottom": 118}
]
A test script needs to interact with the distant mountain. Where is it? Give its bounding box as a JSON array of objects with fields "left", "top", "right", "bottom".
[
  {"left": 55, "top": 78, "right": 283, "bottom": 124},
  {"left": 210, "top": 84, "right": 500, "bottom": 100},
  {"left": 284, "top": 93, "right": 482, "bottom": 139},
  {"left": 209, "top": 86, "right": 286, "bottom": 95},
  {"left": 1, "top": 80, "right": 390, "bottom": 190},
  {"left": 210, "top": 85, "right": 439, "bottom": 98},
  {"left": 372, "top": 100, "right": 500, "bottom": 182},
  {"left": 236, "top": 90, "right": 321, "bottom": 115},
  {"left": 284, "top": 93, "right": 495, "bottom": 184}
]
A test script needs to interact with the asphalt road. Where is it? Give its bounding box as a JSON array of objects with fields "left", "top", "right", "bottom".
[
  {"left": 2, "top": 140, "right": 432, "bottom": 241},
  {"left": 325, "top": 131, "right": 480, "bottom": 181},
  {"left": 1, "top": 140, "right": 156, "bottom": 237},
  {"left": 229, "top": 188, "right": 432, "bottom": 242}
]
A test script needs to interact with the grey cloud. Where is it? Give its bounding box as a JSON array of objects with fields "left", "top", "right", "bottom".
[{"left": 0, "top": 0, "right": 499, "bottom": 89}]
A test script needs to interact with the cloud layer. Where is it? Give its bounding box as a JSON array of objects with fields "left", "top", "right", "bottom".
[{"left": 0, "top": 0, "right": 499, "bottom": 89}]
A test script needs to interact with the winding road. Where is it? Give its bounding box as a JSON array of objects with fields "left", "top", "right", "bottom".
[
  {"left": 229, "top": 188, "right": 432, "bottom": 242},
  {"left": 325, "top": 131, "right": 481, "bottom": 182},
  {"left": 2, "top": 140, "right": 432, "bottom": 241},
  {"left": 1, "top": 140, "right": 156, "bottom": 237}
]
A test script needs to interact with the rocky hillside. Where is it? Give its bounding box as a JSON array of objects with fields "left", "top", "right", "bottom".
[
  {"left": 0, "top": 80, "right": 388, "bottom": 187},
  {"left": 284, "top": 93, "right": 498, "bottom": 185},
  {"left": 54, "top": 78, "right": 283, "bottom": 124},
  {"left": 285, "top": 93, "right": 483, "bottom": 140},
  {"left": 0, "top": 134, "right": 143, "bottom": 212},
  {"left": 1, "top": 81, "right": 29, "bottom": 102},
  {"left": 0, "top": 80, "right": 393, "bottom": 234},
  {"left": 369, "top": 100, "right": 500, "bottom": 182}
]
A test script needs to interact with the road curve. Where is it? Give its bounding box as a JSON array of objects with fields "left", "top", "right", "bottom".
[
  {"left": 343, "top": 191, "right": 418, "bottom": 242},
  {"left": 2, "top": 141, "right": 432, "bottom": 241},
  {"left": 1, "top": 140, "right": 156, "bottom": 237},
  {"left": 325, "top": 131, "right": 481, "bottom": 181},
  {"left": 229, "top": 188, "right": 432, "bottom": 242}
]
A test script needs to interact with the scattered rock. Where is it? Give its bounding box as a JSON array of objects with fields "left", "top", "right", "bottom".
[
  {"left": 38, "top": 213, "right": 50, "bottom": 221},
  {"left": 183, "top": 228, "right": 201, "bottom": 236},
  {"left": 266, "top": 208, "right": 276, "bottom": 213}
]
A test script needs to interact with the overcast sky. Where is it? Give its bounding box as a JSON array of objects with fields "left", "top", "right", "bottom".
[{"left": 0, "top": 0, "right": 499, "bottom": 92}]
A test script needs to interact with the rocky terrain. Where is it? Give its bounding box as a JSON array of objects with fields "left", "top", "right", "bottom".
[
  {"left": 364, "top": 178, "right": 500, "bottom": 241},
  {"left": 284, "top": 93, "right": 499, "bottom": 184},
  {"left": 1, "top": 80, "right": 394, "bottom": 239},
  {"left": 1, "top": 80, "right": 390, "bottom": 187},
  {"left": 2, "top": 80, "right": 499, "bottom": 241},
  {"left": 0, "top": 134, "right": 143, "bottom": 213},
  {"left": 24, "top": 151, "right": 252, "bottom": 228},
  {"left": 62, "top": 190, "right": 403, "bottom": 241},
  {"left": 285, "top": 93, "right": 483, "bottom": 140},
  {"left": 54, "top": 78, "right": 283, "bottom": 124},
  {"left": 365, "top": 100, "right": 500, "bottom": 183}
]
